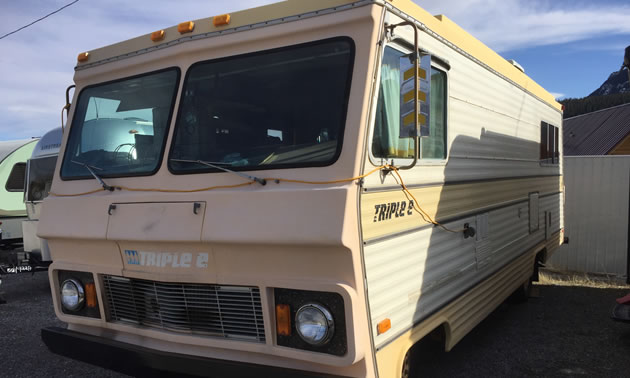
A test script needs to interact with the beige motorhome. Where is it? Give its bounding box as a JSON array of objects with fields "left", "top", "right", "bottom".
[{"left": 41, "top": 1, "right": 564, "bottom": 377}]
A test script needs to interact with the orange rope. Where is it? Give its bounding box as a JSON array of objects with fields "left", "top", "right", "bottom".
[
  {"left": 49, "top": 188, "right": 105, "bottom": 197},
  {"left": 118, "top": 182, "right": 255, "bottom": 193},
  {"left": 49, "top": 163, "right": 462, "bottom": 233}
]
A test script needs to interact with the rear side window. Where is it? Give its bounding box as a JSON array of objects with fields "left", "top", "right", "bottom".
[
  {"left": 169, "top": 38, "right": 355, "bottom": 174},
  {"left": 540, "top": 121, "right": 559, "bottom": 164}
]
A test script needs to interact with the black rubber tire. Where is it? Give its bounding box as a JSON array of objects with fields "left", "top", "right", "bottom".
[{"left": 509, "top": 276, "right": 532, "bottom": 303}]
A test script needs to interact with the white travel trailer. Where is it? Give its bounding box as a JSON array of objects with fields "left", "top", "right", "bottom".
[
  {"left": 0, "top": 139, "right": 37, "bottom": 246},
  {"left": 22, "top": 127, "right": 63, "bottom": 264},
  {"left": 41, "top": 1, "right": 564, "bottom": 377}
]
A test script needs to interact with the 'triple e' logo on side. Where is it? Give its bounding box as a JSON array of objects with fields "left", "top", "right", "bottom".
[
  {"left": 124, "top": 250, "right": 209, "bottom": 268},
  {"left": 373, "top": 200, "right": 414, "bottom": 222}
]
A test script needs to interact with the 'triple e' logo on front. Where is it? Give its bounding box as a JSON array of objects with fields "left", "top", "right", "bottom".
[
  {"left": 125, "top": 250, "right": 140, "bottom": 265},
  {"left": 124, "top": 250, "right": 208, "bottom": 269}
]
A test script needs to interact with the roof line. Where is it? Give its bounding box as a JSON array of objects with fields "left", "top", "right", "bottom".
[{"left": 564, "top": 101, "right": 630, "bottom": 120}]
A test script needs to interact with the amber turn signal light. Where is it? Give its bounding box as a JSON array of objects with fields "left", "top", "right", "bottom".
[
  {"left": 178, "top": 21, "right": 195, "bottom": 34},
  {"left": 276, "top": 304, "right": 291, "bottom": 336},
  {"left": 151, "top": 30, "right": 165, "bottom": 42},
  {"left": 377, "top": 318, "right": 391, "bottom": 335},
  {"left": 77, "top": 52, "right": 89, "bottom": 62},
  {"left": 213, "top": 14, "right": 231, "bottom": 27},
  {"left": 85, "top": 282, "right": 97, "bottom": 308}
]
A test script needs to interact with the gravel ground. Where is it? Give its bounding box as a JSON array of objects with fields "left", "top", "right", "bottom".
[
  {"left": 0, "top": 271, "right": 126, "bottom": 378},
  {"left": 0, "top": 269, "right": 629, "bottom": 377}
]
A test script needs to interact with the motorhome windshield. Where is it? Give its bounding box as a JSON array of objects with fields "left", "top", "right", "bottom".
[
  {"left": 60, "top": 69, "right": 179, "bottom": 179},
  {"left": 26, "top": 156, "right": 57, "bottom": 201},
  {"left": 169, "top": 38, "right": 354, "bottom": 173}
]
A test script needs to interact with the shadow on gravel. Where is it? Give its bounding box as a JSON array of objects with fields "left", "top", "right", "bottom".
[
  {"left": 409, "top": 284, "right": 630, "bottom": 378},
  {"left": 1, "top": 272, "right": 630, "bottom": 377}
]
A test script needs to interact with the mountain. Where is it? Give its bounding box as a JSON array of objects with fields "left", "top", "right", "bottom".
[
  {"left": 559, "top": 68, "right": 630, "bottom": 118},
  {"left": 589, "top": 68, "right": 630, "bottom": 96}
]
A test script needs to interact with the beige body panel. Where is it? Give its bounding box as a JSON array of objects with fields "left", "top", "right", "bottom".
[
  {"left": 362, "top": 176, "right": 562, "bottom": 241},
  {"left": 375, "top": 231, "right": 563, "bottom": 378}
]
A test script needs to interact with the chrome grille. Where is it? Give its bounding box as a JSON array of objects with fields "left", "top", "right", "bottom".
[{"left": 102, "top": 275, "right": 265, "bottom": 342}]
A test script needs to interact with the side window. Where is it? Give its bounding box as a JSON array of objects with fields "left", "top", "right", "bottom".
[
  {"left": 540, "top": 121, "right": 559, "bottom": 164},
  {"left": 5, "top": 162, "right": 26, "bottom": 192},
  {"left": 372, "top": 46, "right": 447, "bottom": 161},
  {"left": 422, "top": 69, "right": 447, "bottom": 159}
]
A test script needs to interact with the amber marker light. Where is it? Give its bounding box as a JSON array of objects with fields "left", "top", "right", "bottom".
[
  {"left": 377, "top": 318, "right": 391, "bottom": 335},
  {"left": 276, "top": 304, "right": 291, "bottom": 336},
  {"left": 77, "top": 52, "right": 89, "bottom": 62},
  {"left": 178, "top": 21, "right": 195, "bottom": 34},
  {"left": 85, "top": 282, "right": 97, "bottom": 308},
  {"left": 151, "top": 30, "right": 165, "bottom": 42},
  {"left": 213, "top": 14, "right": 231, "bottom": 27}
]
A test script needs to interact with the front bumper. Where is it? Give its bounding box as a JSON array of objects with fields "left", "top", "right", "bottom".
[{"left": 42, "top": 327, "right": 347, "bottom": 378}]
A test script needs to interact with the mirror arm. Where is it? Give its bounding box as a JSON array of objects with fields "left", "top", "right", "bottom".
[{"left": 61, "top": 85, "right": 76, "bottom": 133}]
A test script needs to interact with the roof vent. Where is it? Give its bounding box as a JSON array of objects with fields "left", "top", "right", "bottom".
[{"left": 508, "top": 59, "right": 525, "bottom": 73}]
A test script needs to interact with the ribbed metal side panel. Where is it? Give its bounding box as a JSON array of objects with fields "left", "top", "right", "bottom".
[
  {"left": 548, "top": 156, "right": 630, "bottom": 276},
  {"left": 364, "top": 217, "right": 476, "bottom": 348},
  {"left": 365, "top": 196, "right": 562, "bottom": 348},
  {"left": 102, "top": 275, "right": 265, "bottom": 343}
]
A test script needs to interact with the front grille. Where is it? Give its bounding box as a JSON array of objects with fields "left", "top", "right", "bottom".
[{"left": 102, "top": 275, "right": 265, "bottom": 342}]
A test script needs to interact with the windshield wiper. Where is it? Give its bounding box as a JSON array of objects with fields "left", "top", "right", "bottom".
[
  {"left": 171, "top": 159, "right": 266, "bottom": 186},
  {"left": 71, "top": 160, "right": 116, "bottom": 192}
]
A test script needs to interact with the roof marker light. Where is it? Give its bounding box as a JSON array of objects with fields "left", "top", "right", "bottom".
[
  {"left": 151, "top": 30, "right": 165, "bottom": 42},
  {"left": 77, "top": 52, "right": 89, "bottom": 62},
  {"left": 213, "top": 14, "right": 231, "bottom": 27},
  {"left": 178, "top": 21, "right": 195, "bottom": 34}
]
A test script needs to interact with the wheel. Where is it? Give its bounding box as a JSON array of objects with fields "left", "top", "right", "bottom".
[
  {"left": 401, "top": 351, "right": 411, "bottom": 378},
  {"left": 509, "top": 275, "right": 532, "bottom": 303}
]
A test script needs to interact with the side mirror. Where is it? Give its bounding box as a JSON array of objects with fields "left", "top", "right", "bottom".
[{"left": 399, "top": 52, "right": 431, "bottom": 138}]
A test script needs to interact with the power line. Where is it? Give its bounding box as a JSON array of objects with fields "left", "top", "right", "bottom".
[{"left": 0, "top": 0, "right": 80, "bottom": 40}]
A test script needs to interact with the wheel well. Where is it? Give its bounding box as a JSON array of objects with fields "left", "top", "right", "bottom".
[
  {"left": 533, "top": 248, "right": 547, "bottom": 282},
  {"left": 402, "top": 324, "right": 447, "bottom": 378}
]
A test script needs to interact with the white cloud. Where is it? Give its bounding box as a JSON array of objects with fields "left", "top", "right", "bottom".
[
  {"left": 417, "top": 0, "right": 630, "bottom": 53},
  {"left": 0, "top": 0, "right": 276, "bottom": 141},
  {"left": 1, "top": 0, "right": 629, "bottom": 140},
  {"left": 549, "top": 92, "right": 565, "bottom": 100}
]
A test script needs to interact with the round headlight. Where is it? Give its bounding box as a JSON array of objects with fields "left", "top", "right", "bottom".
[
  {"left": 61, "top": 279, "right": 85, "bottom": 311},
  {"left": 295, "top": 303, "right": 334, "bottom": 346}
]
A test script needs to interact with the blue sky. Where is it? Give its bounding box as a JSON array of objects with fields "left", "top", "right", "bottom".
[{"left": 0, "top": 0, "right": 629, "bottom": 141}]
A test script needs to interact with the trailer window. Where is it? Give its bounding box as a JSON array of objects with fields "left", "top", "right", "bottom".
[
  {"left": 60, "top": 68, "right": 180, "bottom": 180},
  {"left": 540, "top": 121, "right": 559, "bottom": 164},
  {"left": 169, "top": 38, "right": 354, "bottom": 174},
  {"left": 372, "top": 47, "right": 447, "bottom": 160},
  {"left": 5, "top": 162, "right": 26, "bottom": 192}
]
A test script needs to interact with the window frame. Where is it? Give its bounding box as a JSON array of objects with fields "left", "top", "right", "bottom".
[
  {"left": 60, "top": 67, "right": 182, "bottom": 181},
  {"left": 539, "top": 121, "right": 560, "bottom": 165},
  {"left": 167, "top": 37, "right": 356, "bottom": 176},
  {"left": 368, "top": 42, "right": 450, "bottom": 168}
]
